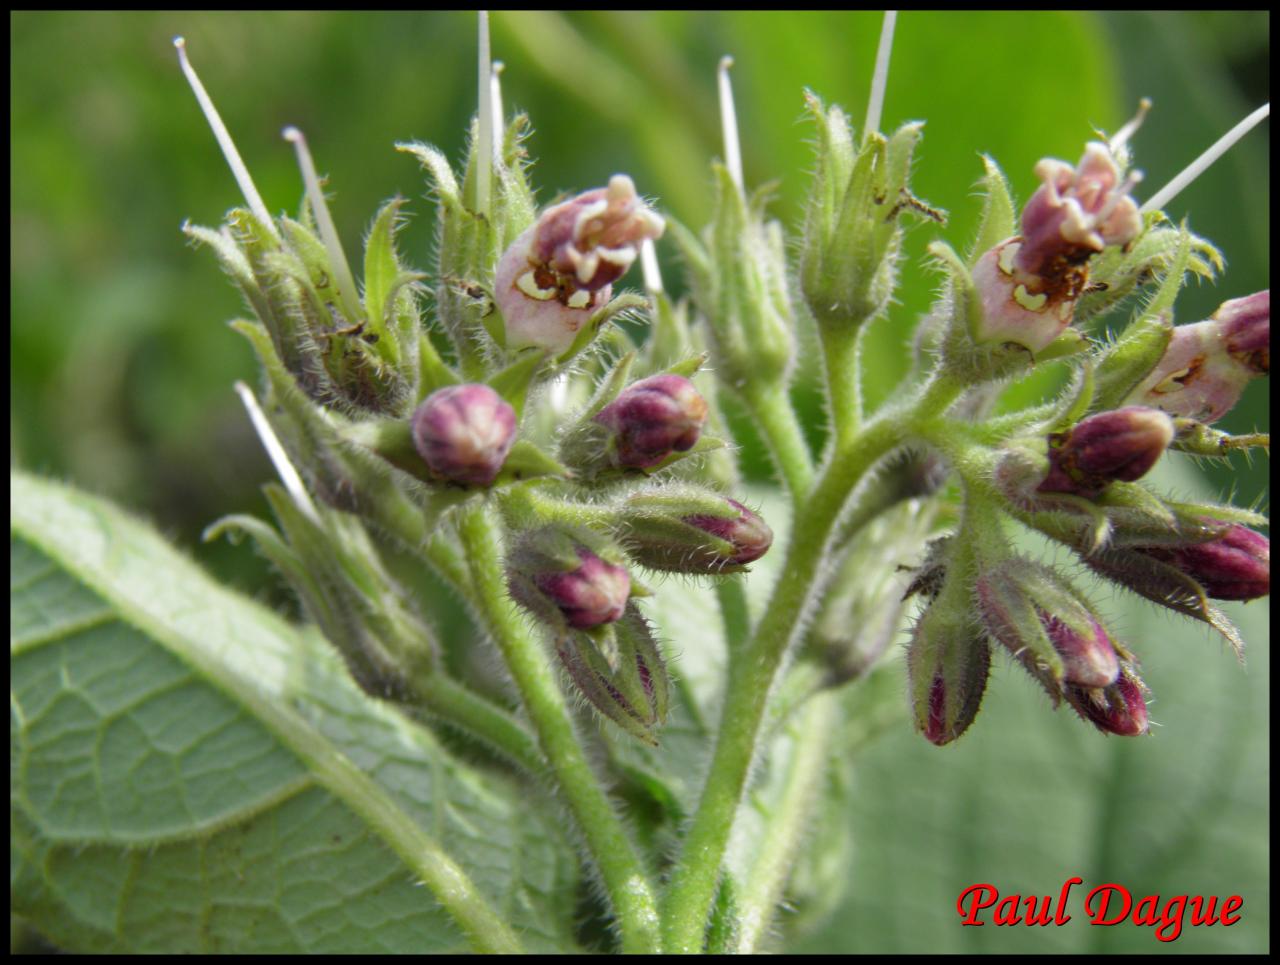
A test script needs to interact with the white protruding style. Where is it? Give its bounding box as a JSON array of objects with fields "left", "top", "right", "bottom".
[
  {"left": 1141, "top": 102, "right": 1270, "bottom": 214},
  {"left": 491, "top": 61, "right": 506, "bottom": 166},
  {"left": 717, "top": 56, "right": 743, "bottom": 193},
  {"left": 283, "top": 126, "right": 363, "bottom": 325},
  {"left": 174, "top": 36, "right": 278, "bottom": 238},
  {"left": 477, "top": 11, "right": 493, "bottom": 217},
  {"left": 863, "top": 11, "right": 897, "bottom": 141},
  {"left": 640, "top": 238, "right": 663, "bottom": 295},
  {"left": 1108, "top": 97, "right": 1152, "bottom": 155},
  {"left": 233, "top": 381, "right": 322, "bottom": 525}
]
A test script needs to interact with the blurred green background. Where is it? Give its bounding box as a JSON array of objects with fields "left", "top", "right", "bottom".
[{"left": 11, "top": 10, "right": 1269, "bottom": 954}]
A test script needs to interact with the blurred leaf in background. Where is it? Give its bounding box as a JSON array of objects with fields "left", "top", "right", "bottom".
[{"left": 10, "top": 11, "right": 1268, "bottom": 953}]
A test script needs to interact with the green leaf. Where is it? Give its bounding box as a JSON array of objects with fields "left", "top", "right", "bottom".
[{"left": 10, "top": 470, "right": 578, "bottom": 953}]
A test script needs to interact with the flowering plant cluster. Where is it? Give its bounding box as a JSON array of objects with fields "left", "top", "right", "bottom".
[{"left": 158, "top": 15, "right": 1266, "bottom": 954}]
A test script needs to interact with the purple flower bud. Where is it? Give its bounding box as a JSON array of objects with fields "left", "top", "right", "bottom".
[
  {"left": 907, "top": 603, "right": 991, "bottom": 747},
  {"left": 971, "top": 143, "right": 1140, "bottom": 354},
  {"left": 976, "top": 561, "right": 1120, "bottom": 690},
  {"left": 618, "top": 491, "right": 773, "bottom": 574},
  {"left": 1064, "top": 666, "right": 1150, "bottom": 737},
  {"left": 534, "top": 547, "right": 631, "bottom": 629},
  {"left": 1217, "top": 290, "right": 1269, "bottom": 376},
  {"left": 1135, "top": 523, "right": 1270, "bottom": 602},
  {"left": 1124, "top": 291, "right": 1269, "bottom": 423},
  {"left": 411, "top": 384, "right": 516, "bottom": 486},
  {"left": 682, "top": 499, "right": 773, "bottom": 567},
  {"left": 594, "top": 374, "right": 709, "bottom": 469},
  {"left": 494, "top": 175, "right": 664, "bottom": 353},
  {"left": 1037, "top": 406, "right": 1174, "bottom": 497}
]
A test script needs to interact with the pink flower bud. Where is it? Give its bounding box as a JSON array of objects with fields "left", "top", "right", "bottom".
[
  {"left": 1037, "top": 406, "right": 1174, "bottom": 497},
  {"left": 411, "top": 383, "right": 516, "bottom": 486},
  {"left": 1136, "top": 523, "right": 1270, "bottom": 602},
  {"left": 1123, "top": 291, "right": 1269, "bottom": 423},
  {"left": 494, "top": 175, "right": 664, "bottom": 353},
  {"left": 682, "top": 499, "right": 773, "bottom": 567},
  {"left": 1217, "top": 290, "right": 1269, "bottom": 376},
  {"left": 971, "top": 143, "right": 1140, "bottom": 354},
  {"left": 534, "top": 547, "right": 630, "bottom": 629},
  {"left": 907, "top": 604, "right": 991, "bottom": 747},
  {"left": 594, "top": 374, "right": 709, "bottom": 469},
  {"left": 1064, "top": 666, "right": 1150, "bottom": 737},
  {"left": 976, "top": 561, "right": 1120, "bottom": 690}
]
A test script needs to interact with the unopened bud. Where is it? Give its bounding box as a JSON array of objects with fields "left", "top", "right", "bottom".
[
  {"left": 508, "top": 527, "right": 631, "bottom": 630},
  {"left": 1064, "top": 666, "right": 1150, "bottom": 737},
  {"left": 410, "top": 384, "right": 517, "bottom": 486},
  {"left": 1135, "top": 523, "right": 1270, "bottom": 602},
  {"left": 1037, "top": 406, "right": 1174, "bottom": 497},
  {"left": 494, "top": 175, "right": 663, "bottom": 353},
  {"left": 977, "top": 560, "right": 1120, "bottom": 690},
  {"left": 1217, "top": 290, "right": 1269, "bottom": 375},
  {"left": 594, "top": 374, "right": 709, "bottom": 469},
  {"left": 618, "top": 489, "right": 772, "bottom": 573},
  {"left": 1124, "top": 291, "right": 1270, "bottom": 423},
  {"left": 907, "top": 600, "right": 991, "bottom": 746}
]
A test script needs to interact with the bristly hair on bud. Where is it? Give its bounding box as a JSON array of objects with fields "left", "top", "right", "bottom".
[
  {"left": 907, "top": 598, "right": 991, "bottom": 747},
  {"left": 411, "top": 383, "right": 517, "bottom": 486},
  {"left": 617, "top": 488, "right": 773, "bottom": 574},
  {"left": 507, "top": 526, "right": 632, "bottom": 631},
  {"left": 493, "top": 175, "right": 664, "bottom": 353},
  {"left": 1131, "top": 521, "right": 1270, "bottom": 602},
  {"left": 593, "top": 374, "right": 709, "bottom": 470},
  {"left": 1064, "top": 665, "right": 1150, "bottom": 737}
]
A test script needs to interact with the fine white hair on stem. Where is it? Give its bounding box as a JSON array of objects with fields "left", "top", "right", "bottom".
[
  {"left": 174, "top": 36, "right": 277, "bottom": 238},
  {"left": 477, "top": 11, "right": 493, "bottom": 217},
  {"left": 233, "top": 380, "right": 322, "bottom": 525},
  {"left": 282, "top": 126, "right": 362, "bottom": 323},
  {"left": 1141, "top": 102, "right": 1270, "bottom": 214},
  {"left": 863, "top": 10, "right": 897, "bottom": 141},
  {"left": 640, "top": 238, "right": 664, "bottom": 295},
  {"left": 491, "top": 61, "right": 506, "bottom": 166},
  {"left": 1109, "top": 97, "right": 1152, "bottom": 154},
  {"left": 717, "top": 56, "right": 744, "bottom": 193}
]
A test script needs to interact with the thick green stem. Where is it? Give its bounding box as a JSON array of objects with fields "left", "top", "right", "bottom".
[
  {"left": 457, "top": 505, "right": 663, "bottom": 954},
  {"left": 414, "top": 673, "right": 545, "bottom": 775},
  {"left": 742, "top": 384, "right": 815, "bottom": 506},
  {"left": 660, "top": 414, "right": 902, "bottom": 952},
  {"left": 821, "top": 324, "right": 863, "bottom": 449},
  {"left": 733, "top": 689, "right": 839, "bottom": 953}
]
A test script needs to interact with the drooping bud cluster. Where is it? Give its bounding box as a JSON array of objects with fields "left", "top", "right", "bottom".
[
  {"left": 1036, "top": 406, "right": 1173, "bottom": 497},
  {"left": 1124, "top": 290, "right": 1270, "bottom": 423},
  {"left": 411, "top": 383, "right": 517, "bottom": 486},
  {"left": 972, "top": 143, "right": 1141, "bottom": 353},
  {"left": 494, "top": 175, "right": 665, "bottom": 353}
]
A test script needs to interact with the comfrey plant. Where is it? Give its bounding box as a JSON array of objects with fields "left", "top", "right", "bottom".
[{"left": 14, "top": 13, "right": 1263, "bottom": 955}]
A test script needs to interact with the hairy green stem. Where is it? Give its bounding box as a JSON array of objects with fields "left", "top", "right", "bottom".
[
  {"left": 456, "top": 504, "right": 663, "bottom": 954},
  {"left": 742, "top": 384, "right": 815, "bottom": 506},
  {"left": 733, "top": 689, "right": 839, "bottom": 953},
  {"left": 414, "top": 673, "right": 546, "bottom": 775},
  {"left": 660, "top": 413, "right": 903, "bottom": 951},
  {"left": 821, "top": 325, "right": 864, "bottom": 449},
  {"left": 715, "top": 577, "right": 753, "bottom": 654}
]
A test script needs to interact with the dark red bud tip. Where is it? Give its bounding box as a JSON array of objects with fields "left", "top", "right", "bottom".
[
  {"left": 1066, "top": 669, "right": 1149, "bottom": 736},
  {"left": 595, "top": 374, "right": 709, "bottom": 469},
  {"left": 411, "top": 384, "right": 517, "bottom": 486},
  {"left": 924, "top": 673, "right": 949, "bottom": 746},
  {"left": 1042, "top": 613, "right": 1120, "bottom": 688},
  {"left": 684, "top": 499, "right": 773, "bottom": 565},
  {"left": 1038, "top": 406, "right": 1173, "bottom": 496},
  {"left": 1138, "top": 523, "right": 1270, "bottom": 602},
  {"left": 534, "top": 548, "right": 630, "bottom": 629},
  {"left": 1217, "top": 290, "right": 1269, "bottom": 375}
]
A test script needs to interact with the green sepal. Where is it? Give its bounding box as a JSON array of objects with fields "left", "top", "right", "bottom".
[
  {"left": 1091, "top": 312, "right": 1174, "bottom": 413},
  {"left": 967, "top": 155, "right": 1016, "bottom": 267},
  {"left": 555, "top": 292, "right": 650, "bottom": 367},
  {"left": 416, "top": 332, "right": 460, "bottom": 403},
  {"left": 494, "top": 440, "right": 572, "bottom": 484},
  {"left": 363, "top": 196, "right": 424, "bottom": 369},
  {"left": 489, "top": 349, "right": 550, "bottom": 421}
]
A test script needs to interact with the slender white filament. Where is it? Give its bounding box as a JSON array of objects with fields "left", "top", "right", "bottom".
[
  {"left": 477, "top": 11, "right": 493, "bottom": 217},
  {"left": 174, "top": 37, "right": 277, "bottom": 238},
  {"left": 640, "top": 238, "right": 664, "bottom": 295},
  {"left": 491, "top": 61, "right": 506, "bottom": 166},
  {"left": 283, "top": 127, "right": 363, "bottom": 322},
  {"left": 717, "top": 56, "right": 744, "bottom": 193},
  {"left": 1109, "top": 97, "right": 1152, "bottom": 154},
  {"left": 234, "top": 381, "right": 322, "bottom": 525},
  {"left": 1141, "top": 102, "right": 1270, "bottom": 213},
  {"left": 863, "top": 11, "right": 897, "bottom": 141}
]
